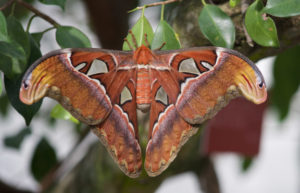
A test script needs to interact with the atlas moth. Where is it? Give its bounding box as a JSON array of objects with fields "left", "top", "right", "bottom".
[{"left": 19, "top": 32, "right": 267, "bottom": 178}]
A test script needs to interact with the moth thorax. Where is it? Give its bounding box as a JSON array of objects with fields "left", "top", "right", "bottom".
[
  {"left": 136, "top": 67, "right": 151, "bottom": 109},
  {"left": 133, "top": 45, "right": 153, "bottom": 64}
]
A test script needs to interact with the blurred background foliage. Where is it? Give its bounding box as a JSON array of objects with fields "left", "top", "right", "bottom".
[{"left": 0, "top": 0, "right": 300, "bottom": 193}]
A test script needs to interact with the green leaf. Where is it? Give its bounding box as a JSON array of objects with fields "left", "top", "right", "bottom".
[
  {"left": 198, "top": 4, "right": 235, "bottom": 48},
  {"left": 38, "top": 0, "right": 66, "bottom": 10},
  {"left": 272, "top": 45, "right": 300, "bottom": 120},
  {"left": 264, "top": 0, "right": 300, "bottom": 17},
  {"left": 229, "top": 0, "right": 240, "bottom": 7},
  {"left": 2, "top": 33, "right": 42, "bottom": 78},
  {"left": 0, "top": 15, "right": 29, "bottom": 77},
  {"left": 0, "top": 53, "right": 12, "bottom": 76},
  {"left": 4, "top": 127, "right": 31, "bottom": 149},
  {"left": 245, "top": 0, "right": 279, "bottom": 47},
  {"left": 151, "top": 20, "right": 181, "bottom": 50},
  {"left": 6, "top": 16, "right": 30, "bottom": 58},
  {"left": 0, "top": 41, "right": 26, "bottom": 61},
  {"left": 28, "top": 34, "right": 42, "bottom": 64},
  {"left": 0, "top": 11, "right": 8, "bottom": 42},
  {"left": 31, "top": 32, "right": 44, "bottom": 47},
  {"left": 3, "top": 33, "right": 43, "bottom": 124},
  {"left": 11, "top": 58, "right": 26, "bottom": 77},
  {"left": 7, "top": 33, "right": 43, "bottom": 123},
  {"left": 2, "top": 16, "right": 29, "bottom": 76},
  {"left": 56, "top": 26, "right": 91, "bottom": 48},
  {"left": 123, "top": 14, "right": 154, "bottom": 50},
  {"left": 51, "top": 104, "right": 79, "bottom": 124},
  {"left": 0, "top": 41, "right": 27, "bottom": 77},
  {"left": 0, "top": 94, "right": 9, "bottom": 116},
  {"left": 4, "top": 76, "right": 42, "bottom": 125},
  {"left": 31, "top": 137, "right": 58, "bottom": 181}
]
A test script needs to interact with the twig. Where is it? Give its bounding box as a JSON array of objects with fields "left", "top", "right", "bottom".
[
  {"left": 129, "top": 0, "right": 181, "bottom": 13},
  {"left": 0, "top": 0, "right": 14, "bottom": 11},
  {"left": 26, "top": 14, "right": 37, "bottom": 32},
  {"left": 16, "top": 0, "right": 60, "bottom": 27}
]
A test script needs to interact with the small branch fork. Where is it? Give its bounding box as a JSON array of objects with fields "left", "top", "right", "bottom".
[
  {"left": 0, "top": 0, "right": 60, "bottom": 27},
  {"left": 129, "top": 0, "right": 181, "bottom": 12}
]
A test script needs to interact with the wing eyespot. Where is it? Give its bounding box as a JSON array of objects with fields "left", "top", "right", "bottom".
[
  {"left": 258, "top": 81, "right": 264, "bottom": 88},
  {"left": 23, "top": 81, "right": 29, "bottom": 89}
]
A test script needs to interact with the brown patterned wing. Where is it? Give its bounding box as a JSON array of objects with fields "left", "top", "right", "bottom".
[
  {"left": 19, "top": 48, "right": 142, "bottom": 177},
  {"left": 19, "top": 48, "right": 132, "bottom": 125},
  {"left": 172, "top": 47, "right": 267, "bottom": 124},
  {"left": 145, "top": 80, "right": 198, "bottom": 176},
  {"left": 145, "top": 47, "right": 267, "bottom": 176},
  {"left": 92, "top": 79, "right": 142, "bottom": 178}
]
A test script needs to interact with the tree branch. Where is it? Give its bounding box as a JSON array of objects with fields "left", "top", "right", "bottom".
[
  {"left": 129, "top": 0, "right": 181, "bottom": 12},
  {"left": 16, "top": 0, "right": 60, "bottom": 27},
  {"left": 0, "top": 0, "right": 14, "bottom": 11}
]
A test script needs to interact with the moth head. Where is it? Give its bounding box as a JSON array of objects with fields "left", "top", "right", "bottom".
[
  {"left": 235, "top": 68, "right": 267, "bottom": 104},
  {"left": 133, "top": 45, "right": 153, "bottom": 64},
  {"left": 19, "top": 69, "right": 50, "bottom": 105}
]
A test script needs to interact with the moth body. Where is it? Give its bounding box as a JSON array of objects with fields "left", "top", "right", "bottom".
[{"left": 134, "top": 45, "right": 155, "bottom": 111}]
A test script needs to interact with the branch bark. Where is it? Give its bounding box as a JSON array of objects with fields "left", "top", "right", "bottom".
[{"left": 130, "top": 0, "right": 181, "bottom": 12}]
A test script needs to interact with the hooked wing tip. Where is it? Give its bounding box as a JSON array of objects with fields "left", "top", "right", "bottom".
[
  {"left": 237, "top": 72, "right": 267, "bottom": 105},
  {"left": 19, "top": 80, "right": 34, "bottom": 105}
]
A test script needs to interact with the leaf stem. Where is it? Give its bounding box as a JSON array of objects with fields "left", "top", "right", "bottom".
[
  {"left": 129, "top": 0, "right": 180, "bottom": 12},
  {"left": 201, "top": 0, "right": 207, "bottom": 6},
  {"left": 160, "top": 4, "right": 165, "bottom": 21},
  {"left": 142, "top": 5, "right": 145, "bottom": 17},
  {"left": 42, "top": 26, "right": 56, "bottom": 34},
  {"left": 26, "top": 14, "right": 37, "bottom": 32},
  {"left": 9, "top": 2, "right": 16, "bottom": 17},
  {"left": 15, "top": 0, "right": 60, "bottom": 28}
]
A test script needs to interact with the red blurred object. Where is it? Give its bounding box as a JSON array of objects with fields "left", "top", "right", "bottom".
[{"left": 203, "top": 97, "right": 267, "bottom": 156}]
